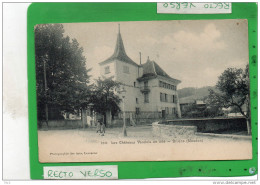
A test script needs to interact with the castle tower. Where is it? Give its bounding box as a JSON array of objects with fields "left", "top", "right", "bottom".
[
  {"left": 99, "top": 25, "right": 142, "bottom": 112},
  {"left": 99, "top": 24, "right": 181, "bottom": 119}
]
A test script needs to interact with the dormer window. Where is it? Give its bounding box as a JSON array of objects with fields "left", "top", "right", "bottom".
[
  {"left": 123, "top": 66, "right": 129, "bottom": 74},
  {"left": 105, "top": 66, "right": 110, "bottom": 74}
]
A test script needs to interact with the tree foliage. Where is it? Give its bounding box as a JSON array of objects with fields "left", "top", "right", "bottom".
[
  {"left": 91, "top": 77, "right": 121, "bottom": 125},
  {"left": 35, "top": 24, "right": 90, "bottom": 120},
  {"left": 208, "top": 65, "right": 250, "bottom": 119},
  {"left": 181, "top": 101, "right": 223, "bottom": 118}
]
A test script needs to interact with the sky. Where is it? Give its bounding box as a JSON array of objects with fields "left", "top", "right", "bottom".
[{"left": 63, "top": 20, "right": 248, "bottom": 89}]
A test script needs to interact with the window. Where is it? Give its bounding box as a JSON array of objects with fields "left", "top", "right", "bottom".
[
  {"left": 165, "top": 94, "right": 168, "bottom": 102},
  {"left": 159, "top": 81, "right": 177, "bottom": 91},
  {"left": 144, "top": 81, "right": 148, "bottom": 87},
  {"left": 134, "top": 82, "right": 136, "bottom": 87},
  {"left": 144, "top": 93, "right": 149, "bottom": 103},
  {"left": 160, "top": 93, "right": 163, "bottom": 102},
  {"left": 172, "top": 95, "right": 175, "bottom": 103},
  {"left": 165, "top": 107, "right": 169, "bottom": 114},
  {"left": 160, "top": 93, "right": 165, "bottom": 102},
  {"left": 172, "top": 108, "right": 176, "bottom": 115},
  {"left": 136, "top": 108, "right": 140, "bottom": 115},
  {"left": 105, "top": 66, "right": 110, "bottom": 74},
  {"left": 123, "top": 66, "right": 129, "bottom": 73},
  {"left": 169, "top": 95, "right": 172, "bottom": 102},
  {"left": 169, "top": 108, "right": 172, "bottom": 114},
  {"left": 136, "top": 98, "right": 139, "bottom": 104},
  {"left": 159, "top": 81, "right": 163, "bottom": 87},
  {"left": 163, "top": 83, "right": 166, "bottom": 88}
]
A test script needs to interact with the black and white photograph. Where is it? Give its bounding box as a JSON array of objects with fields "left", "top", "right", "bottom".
[{"left": 35, "top": 20, "right": 252, "bottom": 162}]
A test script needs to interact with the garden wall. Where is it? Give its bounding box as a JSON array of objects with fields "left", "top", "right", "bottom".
[
  {"left": 152, "top": 122, "right": 197, "bottom": 139},
  {"left": 109, "top": 118, "right": 161, "bottom": 127},
  {"left": 39, "top": 120, "right": 82, "bottom": 129},
  {"left": 163, "top": 117, "right": 247, "bottom": 133}
]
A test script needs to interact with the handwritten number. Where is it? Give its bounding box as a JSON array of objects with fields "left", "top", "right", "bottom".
[
  {"left": 163, "top": 3, "right": 168, "bottom": 8},
  {"left": 175, "top": 3, "right": 180, "bottom": 9},
  {"left": 106, "top": 171, "right": 113, "bottom": 177},
  {"left": 210, "top": 3, "right": 214, "bottom": 8}
]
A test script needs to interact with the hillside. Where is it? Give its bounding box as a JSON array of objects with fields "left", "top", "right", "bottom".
[{"left": 178, "top": 86, "right": 216, "bottom": 103}]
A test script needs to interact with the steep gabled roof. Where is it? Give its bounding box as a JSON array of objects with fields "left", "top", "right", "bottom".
[
  {"left": 141, "top": 58, "right": 157, "bottom": 78},
  {"left": 99, "top": 25, "right": 139, "bottom": 67},
  {"left": 138, "top": 58, "right": 181, "bottom": 84}
]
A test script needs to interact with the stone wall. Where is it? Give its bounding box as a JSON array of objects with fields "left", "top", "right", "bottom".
[
  {"left": 152, "top": 122, "right": 197, "bottom": 139},
  {"left": 39, "top": 120, "right": 82, "bottom": 129},
  {"left": 163, "top": 117, "right": 247, "bottom": 133},
  {"left": 115, "top": 111, "right": 176, "bottom": 126},
  {"left": 109, "top": 117, "right": 162, "bottom": 127}
]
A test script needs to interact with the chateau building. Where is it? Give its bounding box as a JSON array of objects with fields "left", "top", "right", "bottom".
[{"left": 99, "top": 26, "right": 182, "bottom": 119}]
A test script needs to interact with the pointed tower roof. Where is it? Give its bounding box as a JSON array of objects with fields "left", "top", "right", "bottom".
[{"left": 99, "top": 24, "right": 139, "bottom": 67}]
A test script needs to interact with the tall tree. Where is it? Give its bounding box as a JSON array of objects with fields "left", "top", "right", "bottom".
[
  {"left": 35, "top": 24, "right": 90, "bottom": 124},
  {"left": 91, "top": 77, "right": 121, "bottom": 126},
  {"left": 208, "top": 64, "right": 251, "bottom": 134}
]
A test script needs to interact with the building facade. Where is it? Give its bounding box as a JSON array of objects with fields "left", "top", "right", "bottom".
[{"left": 99, "top": 26, "right": 182, "bottom": 119}]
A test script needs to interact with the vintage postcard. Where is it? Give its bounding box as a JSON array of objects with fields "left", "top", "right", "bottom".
[{"left": 35, "top": 20, "right": 252, "bottom": 162}]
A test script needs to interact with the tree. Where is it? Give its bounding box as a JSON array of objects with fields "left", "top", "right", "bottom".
[
  {"left": 203, "top": 104, "right": 224, "bottom": 118},
  {"left": 208, "top": 64, "right": 251, "bottom": 134},
  {"left": 181, "top": 100, "right": 220, "bottom": 118},
  {"left": 91, "top": 77, "right": 121, "bottom": 126},
  {"left": 181, "top": 103, "right": 197, "bottom": 118},
  {"left": 35, "top": 24, "right": 91, "bottom": 126}
]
